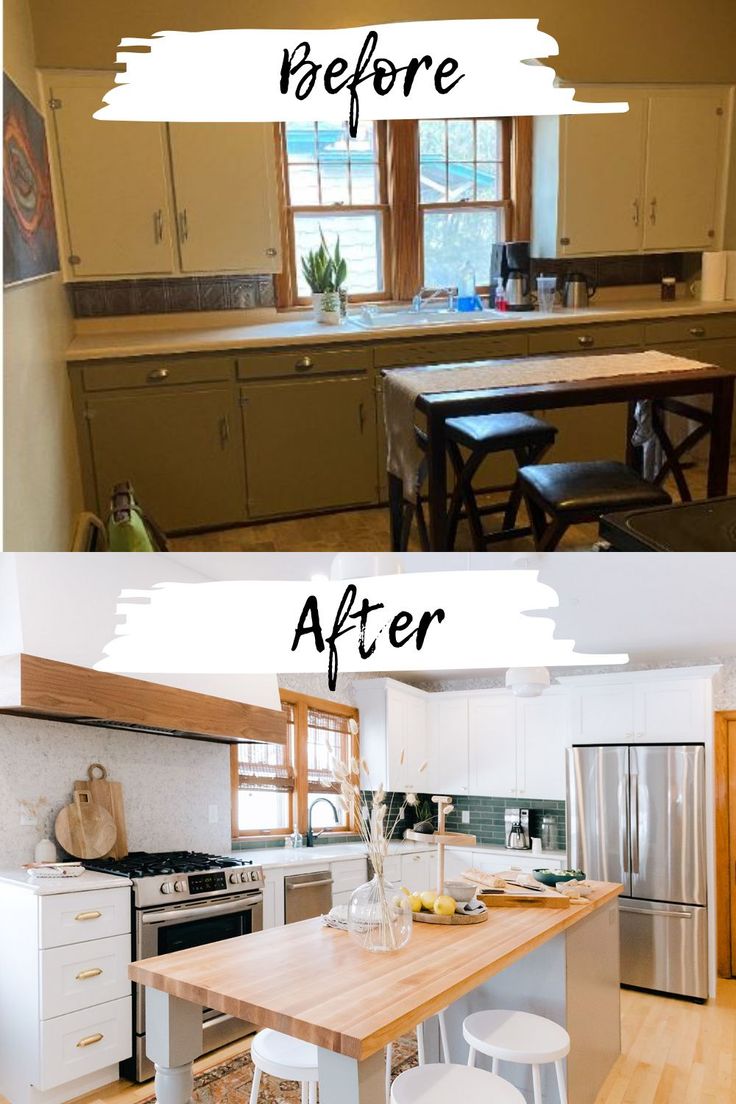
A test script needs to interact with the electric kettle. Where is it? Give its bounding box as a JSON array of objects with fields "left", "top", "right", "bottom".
[
  {"left": 507, "top": 821, "right": 527, "bottom": 849},
  {"left": 505, "top": 269, "right": 532, "bottom": 310},
  {"left": 563, "top": 272, "right": 597, "bottom": 308}
]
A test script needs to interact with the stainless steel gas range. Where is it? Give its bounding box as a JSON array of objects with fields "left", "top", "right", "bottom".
[{"left": 83, "top": 850, "right": 264, "bottom": 1081}]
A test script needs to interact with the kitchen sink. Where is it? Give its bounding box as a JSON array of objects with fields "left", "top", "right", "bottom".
[{"left": 347, "top": 308, "right": 503, "bottom": 330}]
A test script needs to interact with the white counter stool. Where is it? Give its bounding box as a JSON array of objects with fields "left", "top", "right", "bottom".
[
  {"left": 391, "top": 1062, "right": 526, "bottom": 1104},
  {"left": 385, "top": 1009, "right": 450, "bottom": 1103},
  {"left": 463, "top": 1009, "right": 570, "bottom": 1104},
  {"left": 249, "top": 1028, "right": 319, "bottom": 1104}
]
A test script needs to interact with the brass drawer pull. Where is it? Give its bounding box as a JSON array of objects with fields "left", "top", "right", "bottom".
[
  {"left": 76, "top": 1033, "right": 104, "bottom": 1049},
  {"left": 76, "top": 968, "right": 103, "bottom": 981},
  {"left": 74, "top": 910, "right": 102, "bottom": 921},
  {"left": 295, "top": 356, "right": 314, "bottom": 372},
  {"left": 147, "top": 368, "right": 169, "bottom": 382},
  {"left": 688, "top": 326, "right": 706, "bottom": 337},
  {"left": 577, "top": 335, "right": 594, "bottom": 347}
]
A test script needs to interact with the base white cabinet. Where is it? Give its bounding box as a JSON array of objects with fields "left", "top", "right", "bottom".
[
  {"left": 37, "top": 996, "right": 132, "bottom": 1091},
  {"left": 40, "top": 933, "right": 131, "bottom": 1019}
]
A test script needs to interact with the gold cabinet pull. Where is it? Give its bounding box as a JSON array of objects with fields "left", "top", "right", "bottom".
[
  {"left": 577, "top": 335, "right": 594, "bottom": 347},
  {"left": 76, "top": 968, "right": 103, "bottom": 981},
  {"left": 74, "top": 910, "right": 102, "bottom": 921},
  {"left": 76, "top": 1033, "right": 104, "bottom": 1049},
  {"left": 147, "top": 367, "right": 169, "bottom": 382},
  {"left": 688, "top": 326, "right": 706, "bottom": 337},
  {"left": 295, "top": 356, "right": 314, "bottom": 372}
]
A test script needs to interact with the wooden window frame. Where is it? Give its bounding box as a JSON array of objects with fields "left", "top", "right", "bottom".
[
  {"left": 230, "top": 688, "right": 360, "bottom": 841},
  {"left": 276, "top": 117, "right": 531, "bottom": 309}
]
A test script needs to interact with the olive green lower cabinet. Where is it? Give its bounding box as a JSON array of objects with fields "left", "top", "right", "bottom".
[
  {"left": 240, "top": 375, "right": 378, "bottom": 517},
  {"left": 84, "top": 385, "right": 247, "bottom": 532}
]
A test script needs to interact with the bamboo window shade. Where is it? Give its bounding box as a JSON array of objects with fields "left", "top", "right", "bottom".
[
  {"left": 236, "top": 701, "right": 296, "bottom": 792},
  {"left": 307, "top": 707, "right": 351, "bottom": 793}
]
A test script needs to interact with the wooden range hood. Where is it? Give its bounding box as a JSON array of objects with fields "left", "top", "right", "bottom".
[{"left": 0, "top": 654, "right": 286, "bottom": 745}]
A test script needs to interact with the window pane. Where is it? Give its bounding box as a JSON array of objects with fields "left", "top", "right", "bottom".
[
  {"left": 447, "top": 163, "right": 475, "bottom": 202},
  {"left": 238, "top": 789, "right": 290, "bottom": 832},
  {"left": 476, "top": 120, "right": 500, "bottom": 161},
  {"left": 419, "top": 162, "right": 447, "bottom": 203},
  {"left": 419, "top": 120, "right": 446, "bottom": 161},
  {"left": 294, "top": 212, "right": 382, "bottom": 296},
  {"left": 319, "top": 162, "right": 350, "bottom": 205},
  {"left": 423, "top": 208, "right": 500, "bottom": 288},
  {"left": 308, "top": 792, "right": 346, "bottom": 828},
  {"left": 285, "top": 122, "right": 317, "bottom": 163},
  {"left": 288, "top": 163, "right": 320, "bottom": 205},
  {"left": 475, "top": 163, "right": 501, "bottom": 201},
  {"left": 447, "top": 119, "right": 474, "bottom": 161}
]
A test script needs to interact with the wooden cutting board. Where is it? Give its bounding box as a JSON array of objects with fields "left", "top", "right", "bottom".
[
  {"left": 74, "top": 764, "right": 128, "bottom": 859},
  {"left": 55, "top": 790, "right": 118, "bottom": 859},
  {"left": 478, "top": 889, "right": 570, "bottom": 909}
]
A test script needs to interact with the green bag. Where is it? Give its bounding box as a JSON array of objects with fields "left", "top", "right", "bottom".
[{"left": 107, "top": 483, "right": 168, "bottom": 552}]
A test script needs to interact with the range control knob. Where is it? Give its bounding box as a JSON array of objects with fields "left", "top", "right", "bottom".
[
  {"left": 229, "top": 872, "right": 240, "bottom": 884},
  {"left": 250, "top": 870, "right": 259, "bottom": 881},
  {"left": 174, "top": 880, "right": 187, "bottom": 893},
  {"left": 160, "top": 882, "right": 175, "bottom": 894}
]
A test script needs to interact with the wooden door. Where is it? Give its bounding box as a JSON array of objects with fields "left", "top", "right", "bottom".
[
  {"left": 169, "top": 123, "right": 281, "bottom": 274},
  {"left": 643, "top": 92, "right": 725, "bottom": 250},
  {"left": 716, "top": 713, "right": 736, "bottom": 977},
  {"left": 559, "top": 96, "right": 647, "bottom": 255},
  {"left": 468, "top": 694, "right": 517, "bottom": 798},
  {"left": 241, "top": 376, "right": 378, "bottom": 517},
  {"left": 48, "top": 77, "right": 175, "bottom": 277},
  {"left": 86, "top": 386, "right": 247, "bottom": 531}
]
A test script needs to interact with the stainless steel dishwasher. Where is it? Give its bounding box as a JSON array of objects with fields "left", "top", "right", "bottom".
[{"left": 284, "top": 870, "right": 333, "bottom": 923}]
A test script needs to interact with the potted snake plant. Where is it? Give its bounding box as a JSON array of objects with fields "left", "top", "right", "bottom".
[{"left": 300, "top": 231, "right": 348, "bottom": 325}]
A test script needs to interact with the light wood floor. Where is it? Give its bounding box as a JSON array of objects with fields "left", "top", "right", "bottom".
[
  {"left": 169, "top": 461, "right": 735, "bottom": 552},
  {"left": 58, "top": 980, "right": 736, "bottom": 1104}
]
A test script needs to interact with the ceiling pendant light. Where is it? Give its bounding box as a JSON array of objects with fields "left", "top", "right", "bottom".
[{"left": 505, "top": 666, "right": 551, "bottom": 698}]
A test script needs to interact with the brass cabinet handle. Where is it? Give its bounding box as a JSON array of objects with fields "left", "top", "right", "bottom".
[
  {"left": 577, "top": 335, "right": 594, "bottom": 347},
  {"left": 76, "top": 1033, "right": 104, "bottom": 1048},
  {"left": 649, "top": 197, "right": 657, "bottom": 225},
  {"left": 358, "top": 401, "right": 365, "bottom": 434},
  {"left": 178, "top": 209, "right": 189, "bottom": 243},
  {"left": 147, "top": 367, "right": 169, "bottom": 382},
  {"left": 688, "top": 326, "right": 706, "bottom": 337},
  {"left": 153, "top": 209, "right": 163, "bottom": 244},
  {"left": 295, "top": 356, "right": 313, "bottom": 372},
  {"left": 265, "top": 247, "right": 277, "bottom": 257},
  {"left": 74, "top": 910, "right": 102, "bottom": 921},
  {"left": 632, "top": 199, "right": 640, "bottom": 226},
  {"left": 76, "top": 968, "right": 103, "bottom": 981},
  {"left": 219, "top": 415, "right": 230, "bottom": 448}
]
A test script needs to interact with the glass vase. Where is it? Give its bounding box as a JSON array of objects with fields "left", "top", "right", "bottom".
[{"left": 347, "top": 874, "right": 413, "bottom": 953}]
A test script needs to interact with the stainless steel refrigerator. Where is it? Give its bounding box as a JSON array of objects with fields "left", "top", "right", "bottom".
[{"left": 567, "top": 743, "right": 708, "bottom": 1001}]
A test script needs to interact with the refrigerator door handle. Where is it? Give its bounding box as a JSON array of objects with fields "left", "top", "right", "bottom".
[
  {"left": 631, "top": 771, "right": 640, "bottom": 875},
  {"left": 619, "top": 905, "right": 692, "bottom": 919},
  {"left": 621, "top": 779, "right": 629, "bottom": 873}
]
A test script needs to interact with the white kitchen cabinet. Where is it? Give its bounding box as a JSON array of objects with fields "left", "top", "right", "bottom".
[
  {"left": 471, "top": 851, "right": 564, "bottom": 876},
  {"left": 262, "top": 877, "right": 277, "bottom": 929},
  {"left": 572, "top": 683, "right": 637, "bottom": 743},
  {"left": 400, "top": 850, "right": 435, "bottom": 892},
  {"left": 442, "top": 848, "right": 476, "bottom": 882},
  {"left": 356, "top": 680, "right": 430, "bottom": 793},
  {"left": 569, "top": 674, "right": 709, "bottom": 744},
  {"left": 635, "top": 677, "right": 708, "bottom": 741},
  {"left": 515, "top": 692, "right": 572, "bottom": 801},
  {"left": 427, "top": 695, "right": 469, "bottom": 795},
  {"left": 468, "top": 694, "right": 517, "bottom": 798},
  {"left": 46, "top": 76, "right": 175, "bottom": 277},
  {"left": 168, "top": 123, "right": 281, "bottom": 274}
]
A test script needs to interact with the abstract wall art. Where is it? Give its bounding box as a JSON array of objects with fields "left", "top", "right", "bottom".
[{"left": 3, "top": 73, "right": 60, "bottom": 287}]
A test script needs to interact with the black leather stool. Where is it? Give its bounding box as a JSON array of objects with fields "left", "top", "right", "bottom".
[
  {"left": 402, "top": 413, "right": 557, "bottom": 551},
  {"left": 518, "top": 460, "right": 672, "bottom": 551}
]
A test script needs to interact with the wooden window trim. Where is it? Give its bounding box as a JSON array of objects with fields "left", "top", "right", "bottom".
[
  {"left": 715, "top": 709, "right": 736, "bottom": 978},
  {"left": 231, "top": 688, "right": 360, "bottom": 841}
]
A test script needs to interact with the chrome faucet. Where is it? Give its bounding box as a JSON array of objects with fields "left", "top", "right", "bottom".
[
  {"left": 411, "top": 286, "right": 457, "bottom": 312},
  {"left": 306, "top": 797, "right": 339, "bottom": 847}
]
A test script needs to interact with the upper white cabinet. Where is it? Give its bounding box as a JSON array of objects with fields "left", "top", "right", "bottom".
[
  {"left": 47, "top": 77, "right": 176, "bottom": 277},
  {"left": 45, "top": 74, "right": 282, "bottom": 279},
  {"left": 427, "top": 695, "right": 470, "bottom": 795},
  {"left": 356, "top": 679, "right": 430, "bottom": 793},
  {"left": 515, "top": 692, "right": 572, "bottom": 801},
  {"left": 568, "top": 673, "right": 711, "bottom": 744},
  {"left": 533, "top": 85, "right": 731, "bottom": 256},
  {"left": 468, "top": 694, "right": 516, "bottom": 798}
]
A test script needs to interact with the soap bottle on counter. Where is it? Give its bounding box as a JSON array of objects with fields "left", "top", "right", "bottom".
[
  {"left": 494, "top": 277, "right": 507, "bottom": 312},
  {"left": 457, "top": 261, "right": 481, "bottom": 312}
]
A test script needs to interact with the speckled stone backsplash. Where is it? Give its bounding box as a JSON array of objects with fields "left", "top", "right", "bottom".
[{"left": 68, "top": 274, "right": 276, "bottom": 318}]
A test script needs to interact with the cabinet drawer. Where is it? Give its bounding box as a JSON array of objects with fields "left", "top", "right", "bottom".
[
  {"left": 374, "top": 332, "right": 527, "bottom": 369},
  {"left": 331, "top": 859, "right": 368, "bottom": 895},
  {"left": 527, "top": 323, "right": 643, "bottom": 356},
  {"left": 238, "top": 345, "right": 372, "bottom": 380},
  {"left": 37, "top": 996, "right": 132, "bottom": 1090},
  {"left": 643, "top": 315, "right": 736, "bottom": 346},
  {"left": 40, "top": 888, "right": 131, "bottom": 949},
  {"left": 81, "top": 356, "right": 234, "bottom": 392},
  {"left": 41, "top": 933, "right": 131, "bottom": 1019}
]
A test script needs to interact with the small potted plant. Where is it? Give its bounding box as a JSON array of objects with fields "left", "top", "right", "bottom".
[
  {"left": 411, "top": 798, "right": 436, "bottom": 835},
  {"left": 300, "top": 231, "right": 348, "bottom": 325}
]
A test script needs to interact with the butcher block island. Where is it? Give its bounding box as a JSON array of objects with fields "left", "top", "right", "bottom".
[{"left": 131, "top": 881, "right": 622, "bottom": 1104}]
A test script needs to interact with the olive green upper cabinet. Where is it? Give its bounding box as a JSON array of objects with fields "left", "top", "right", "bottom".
[
  {"left": 168, "top": 123, "right": 281, "bottom": 274},
  {"left": 46, "top": 75, "right": 176, "bottom": 277},
  {"left": 532, "top": 86, "right": 732, "bottom": 257},
  {"left": 44, "top": 74, "right": 282, "bottom": 278}
]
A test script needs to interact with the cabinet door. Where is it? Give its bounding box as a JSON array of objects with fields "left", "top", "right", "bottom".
[
  {"left": 515, "top": 694, "right": 571, "bottom": 801},
  {"left": 169, "top": 123, "right": 281, "bottom": 273},
  {"left": 643, "top": 92, "right": 725, "bottom": 250},
  {"left": 559, "top": 97, "right": 647, "bottom": 255},
  {"left": 431, "top": 697, "right": 469, "bottom": 796},
  {"left": 87, "top": 386, "right": 247, "bottom": 531},
  {"left": 400, "top": 851, "right": 434, "bottom": 892},
  {"left": 573, "top": 684, "right": 636, "bottom": 743},
  {"left": 443, "top": 848, "right": 475, "bottom": 882},
  {"left": 386, "top": 689, "right": 409, "bottom": 791},
  {"left": 48, "top": 78, "right": 175, "bottom": 276},
  {"left": 404, "top": 695, "right": 429, "bottom": 792},
  {"left": 634, "top": 679, "right": 707, "bottom": 742},
  {"left": 468, "top": 695, "right": 517, "bottom": 797},
  {"left": 241, "top": 376, "right": 377, "bottom": 517}
]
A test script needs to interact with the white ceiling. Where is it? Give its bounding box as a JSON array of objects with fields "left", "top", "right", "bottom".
[{"left": 163, "top": 551, "right": 736, "bottom": 668}]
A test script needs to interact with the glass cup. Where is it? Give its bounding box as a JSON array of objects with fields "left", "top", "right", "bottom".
[{"left": 536, "top": 276, "right": 557, "bottom": 313}]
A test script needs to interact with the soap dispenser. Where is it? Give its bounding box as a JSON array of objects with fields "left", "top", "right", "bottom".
[{"left": 457, "top": 261, "right": 482, "bottom": 312}]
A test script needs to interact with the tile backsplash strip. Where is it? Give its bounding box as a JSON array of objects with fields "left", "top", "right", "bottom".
[
  {"left": 443, "top": 794, "right": 567, "bottom": 850},
  {"left": 529, "top": 251, "right": 687, "bottom": 289},
  {"left": 69, "top": 273, "right": 275, "bottom": 318}
]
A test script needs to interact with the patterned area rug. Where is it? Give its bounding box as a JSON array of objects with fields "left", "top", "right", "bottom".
[{"left": 140, "top": 1035, "right": 418, "bottom": 1103}]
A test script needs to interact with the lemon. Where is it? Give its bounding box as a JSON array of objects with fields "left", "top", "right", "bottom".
[
  {"left": 407, "top": 892, "right": 423, "bottom": 913},
  {"left": 420, "top": 890, "right": 437, "bottom": 911},
  {"left": 433, "top": 895, "right": 457, "bottom": 917},
  {"left": 401, "top": 886, "right": 412, "bottom": 896}
]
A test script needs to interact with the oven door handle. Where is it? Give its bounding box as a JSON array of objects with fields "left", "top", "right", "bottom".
[{"left": 141, "top": 893, "right": 263, "bottom": 925}]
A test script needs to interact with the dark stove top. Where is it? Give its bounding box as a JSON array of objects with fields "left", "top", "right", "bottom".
[{"left": 82, "top": 850, "right": 253, "bottom": 879}]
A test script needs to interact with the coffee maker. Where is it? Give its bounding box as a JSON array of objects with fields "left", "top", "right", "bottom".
[
  {"left": 490, "top": 241, "right": 534, "bottom": 311},
  {"left": 504, "top": 807, "right": 531, "bottom": 850}
]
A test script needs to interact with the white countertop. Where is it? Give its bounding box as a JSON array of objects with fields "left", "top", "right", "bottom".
[
  {"left": 0, "top": 868, "right": 132, "bottom": 895},
  {"left": 66, "top": 296, "right": 736, "bottom": 362},
  {"left": 232, "top": 840, "right": 567, "bottom": 870}
]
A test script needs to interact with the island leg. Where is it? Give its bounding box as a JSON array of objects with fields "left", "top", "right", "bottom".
[
  {"left": 145, "top": 987, "right": 203, "bottom": 1104},
  {"left": 317, "top": 1047, "right": 385, "bottom": 1104}
]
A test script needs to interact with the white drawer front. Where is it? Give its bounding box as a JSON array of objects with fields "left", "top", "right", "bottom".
[
  {"left": 381, "top": 856, "right": 402, "bottom": 883},
  {"left": 331, "top": 859, "right": 367, "bottom": 895},
  {"left": 37, "top": 995, "right": 132, "bottom": 1090},
  {"left": 40, "top": 887, "right": 131, "bottom": 949},
  {"left": 41, "top": 933, "right": 132, "bottom": 1019}
]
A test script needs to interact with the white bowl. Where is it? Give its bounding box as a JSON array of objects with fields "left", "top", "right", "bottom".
[{"left": 444, "top": 880, "right": 476, "bottom": 903}]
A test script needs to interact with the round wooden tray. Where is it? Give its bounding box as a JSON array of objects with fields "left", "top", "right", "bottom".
[{"left": 413, "top": 906, "right": 488, "bottom": 925}]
